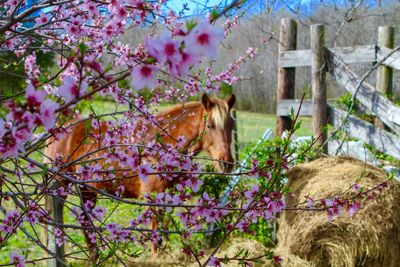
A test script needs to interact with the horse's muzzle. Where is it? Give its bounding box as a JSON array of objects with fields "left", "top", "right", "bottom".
[{"left": 217, "top": 161, "right": 234, "bottom": 173}]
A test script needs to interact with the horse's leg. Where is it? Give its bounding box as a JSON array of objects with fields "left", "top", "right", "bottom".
[
  {"left": 151, "top": 214, "right": 159, "bottom": 254},
  {"left": 45, "top": 180, "right": 67, "bottom": 267},
  {"left": 151, "top": 199, "right": 167, "bottom": 254},
  {"left": 80, "top": 189, "right": 98, "bottom": 263}
]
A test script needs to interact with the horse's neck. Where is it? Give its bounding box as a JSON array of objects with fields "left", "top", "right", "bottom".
[{"left": 156, "top": 103, "right": 204, "bottom": 151}]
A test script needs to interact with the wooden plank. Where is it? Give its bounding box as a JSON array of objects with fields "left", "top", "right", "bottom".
[
  {"left": 331, "top": 108, "right": 400, "bottom": 160},
  {"left": 327, "top": 49, "right": 400, "bottom": 134},
  {"left": 311, "top": 24, "right": 327, "bottom": 151},
  {"left": 280, "top": 49, "right": 311, "bottom": 67},
  {"left": 377, "top": 46, "right": 400, "bottom": 71},
  {"left": 280, "top": 45, "right": 376, "bottom": 67},
  {"left": 231, "top": 109, "right": 239, "bottom": 162},
  {"left": 277, "top": 99, "right": 313, "bottom": 116},
  {"left": 275, "top": 18, "right": 297, "bottom": 136},
  {"left": 375, "top": 26, "right": 394, "bottom": 128},
  {"left": 277, "top": 99, "right": 372, "bottom": 117}
]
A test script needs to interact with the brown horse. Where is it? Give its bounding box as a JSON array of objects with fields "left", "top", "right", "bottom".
[{"left": 42, "top": 93, "right": 235, "bottom": 262}]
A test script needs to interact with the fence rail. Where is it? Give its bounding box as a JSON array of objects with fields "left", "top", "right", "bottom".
[
  {"left": 331, "top": 108, "right": 400, "bottom": 160},
  {"left": 327, "top": 49, "right": 400, "bottom": 133},
  {"left": 280, "top": 45, "right": 376, "bottom": 67},
  {"left": 275, "top": 18, "right": 400, "bottom": 161}
]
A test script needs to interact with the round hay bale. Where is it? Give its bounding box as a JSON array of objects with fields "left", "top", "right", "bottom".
[{"left": 276, "top": 156, "right": 400, "bottom": 267}]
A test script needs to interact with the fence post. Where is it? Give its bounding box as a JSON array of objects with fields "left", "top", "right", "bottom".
[
  {"left": 310, "top": 24, "right": 327, "bottom": 152},
  {"left": 375, "top": 26, "right": 394, "bottom": 128},
  {"left": 275, "top": 18, "right": 297, "bottom": 136},
  {"left": 46, "top": 181, "right": 66, "bottom": 267},
  {"left": 231, "top": 109, "right": 239, "bottom": 162}
]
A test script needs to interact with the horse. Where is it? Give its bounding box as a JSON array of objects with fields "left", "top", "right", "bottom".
[{"left": 42, "top": 93, "right": 236, "bottom": 263}]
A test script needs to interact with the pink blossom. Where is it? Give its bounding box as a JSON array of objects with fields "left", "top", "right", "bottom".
[
  {"left": 88, "top": 232, "right": 97, "bottom": 244},
  {"left": 114, "top": 5, "right": 128, "bottom": 20},
  {"left": 92, "top": 206, "right": 107, "bottom": 221},
  {"left": 24, "top": 54, "right": 40, "bottom": 82},
  {"left": 150, "top": 230, "right": 162, "bottom": 245},
  {"left": 130, "top": 64, "right": 157, "bottom": 90},
  {"left": 185, "top": 21, "right": 224, "bottom": 59},
  {"left": 115, "top": 184, "right": 125, "bottom": 197},
  {"left": 26, "top": 84, "right": 45, "bottom": 107},
  {"left": 146, "top": 31, "right": 181, "bottom": 64},
  {"left": 0, "top": 210, "right": 21, "bottom": 234},
  {"left": 176, "top": 183, "right": 183, "bottom": 191},
  {"left": 24, "top": 200, "right": 47, "bottom": 225},
  {"left": 0, "top": 119, "right": 6, "bottom": 139},
  {"left": 6, "top": 0, "right": 19, "bottom": 8},
  {"left": 0, "top": 128, "right": 26, "bottom": 158},
  {"left": 245, "top": 184, "right": 259, "bottom": 200},
  {"left": 27, "top": 162, "right": 36, "bottom": 171},
  {"left": 55, "top": 228, "right": 66, "bottom": 247},
  {"left": 9, "top": 250, "right": 25, "bottom": 267},
  {"left": 34, "top": 12, "right": 49, "bottom": 26},
  {"left": 208, "top": 256, "right": 221, "bottom": 267},
  {"left": 84, "top": 200, "right": 95, "bottom": 210},
  {"left": 182, "top": 158, "right": 192, "bottom": 170},
  {"left": 173, "top": 47, "right": 201, "bottom": 75},
  {"left": 58, "top": 76, "right": 87, "bottom": 102},
  {"left": 273, "top": 255, "right": 283, "bottom": 263},
  {"left": 348, "top": 202, "right": 361, "bottom": 216},
  {"left": 138, "top": 163, "right": 154, "bottom": 182},
  {"left": 39, "top": 99, "right": 59, "bottom": 130},
  {"left": 202, "top": 192, "right": 211, "bottom": 201},
  {"left": 106, "top": 223, "right": 121, "bottom": 240},
  {"left": 185, "top": 177, "right": 203, "bottom": 193},
  {"left": 84, "top": 2, "right": 99, "bottom": 16},
  {"left": 352, "top": 183, "right": 361, "bottom": 192},
  {"left": 66, "top": 17, "right": 84, "bottom": 37}
]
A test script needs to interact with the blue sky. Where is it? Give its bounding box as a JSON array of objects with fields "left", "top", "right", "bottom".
[{"left": 164, "top": 0, "right": 391, "bottom": 17}]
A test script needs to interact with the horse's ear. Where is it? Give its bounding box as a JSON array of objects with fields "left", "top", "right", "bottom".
[
  {"left": 201, "top": 93, "right": 213, "bottom": 110},
  {"left": 226, "top": 94, "right": 236, "bottom": 109}
]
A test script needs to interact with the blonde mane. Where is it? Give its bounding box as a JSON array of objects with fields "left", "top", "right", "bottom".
[
  {"left": 211, "top": 102, "right": 229, "bottom": 129},
  {"left": 156, "top": 99, "right": 230, "bottom": 129}
]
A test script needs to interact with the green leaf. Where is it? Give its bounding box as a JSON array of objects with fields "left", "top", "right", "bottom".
[
  {"left": 210, "top": 8, "right": 219, "bottom": 20},
  {"left": 78, "top": 42, "right": 88, "bottom": 54},
  {"left": 42, "top": 164, "right": 48, "bottom": 177},
  {"left": 185, "top": 20, "right": 197, "bottom": 31}
]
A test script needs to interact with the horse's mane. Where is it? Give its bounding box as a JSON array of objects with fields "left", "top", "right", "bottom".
[
  {"left": 155, "top": 101, "right": 201, "bottom": 117},
  {"left": 155, "top": 100, "right": 229, "bottom": 129}
]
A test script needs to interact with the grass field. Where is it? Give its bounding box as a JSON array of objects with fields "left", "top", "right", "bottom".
[{"left": 0, "top": 99, "right": 312, "bottom": 265}]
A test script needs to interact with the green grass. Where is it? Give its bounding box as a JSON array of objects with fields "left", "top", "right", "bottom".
[{"left": 0, "top": 99, "right": 313, "bottom": 265}]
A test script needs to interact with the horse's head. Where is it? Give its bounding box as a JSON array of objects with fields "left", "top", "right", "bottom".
[{"left": 201, "top": 93, "right": 236, "bottom": 173}]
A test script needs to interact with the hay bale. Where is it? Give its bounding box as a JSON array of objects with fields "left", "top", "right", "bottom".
[{"left": 276, "top": 156, "right": 400, "bottom": 267}]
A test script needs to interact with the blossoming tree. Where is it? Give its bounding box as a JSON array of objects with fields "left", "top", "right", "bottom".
[{"left": 0, "top": 0, "right": 386, "bottom": 266}]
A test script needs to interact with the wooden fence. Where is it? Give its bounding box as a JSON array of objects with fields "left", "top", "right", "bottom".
[{"left": 275, "top": 18, "right": 400, "bottom": 160}]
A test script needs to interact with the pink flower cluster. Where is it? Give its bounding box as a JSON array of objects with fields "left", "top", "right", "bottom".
[
  {"left": 105, "top": 223, "right": 135, "bottom": 243},
  {"left": 0, "top": 210, "right": 21, "bottom": 234},
  {"left": 205, "top": 46, "right": 258, "bottom": 92},
  {"left": 9, "top": 250, "right": 25, "bottom": 267},
  {"left": 0, "top": 84, "right": 58, "bottom": 158},
  {"left": 131, "top": 20, "right": 224, "bottom": 90},
  {"left": 55, "top": 228, "right": 67, "bottom": 247},
  {"left": 23, "top": 200, "right": 47, "bottom": 225}
]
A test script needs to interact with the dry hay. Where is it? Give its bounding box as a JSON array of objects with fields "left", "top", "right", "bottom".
[
  {"left": 130, "top": 237, "right": 267, "bottom": 267},
  {"left": 276, "top": 156, "right": 400, "bottom": 267}
]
